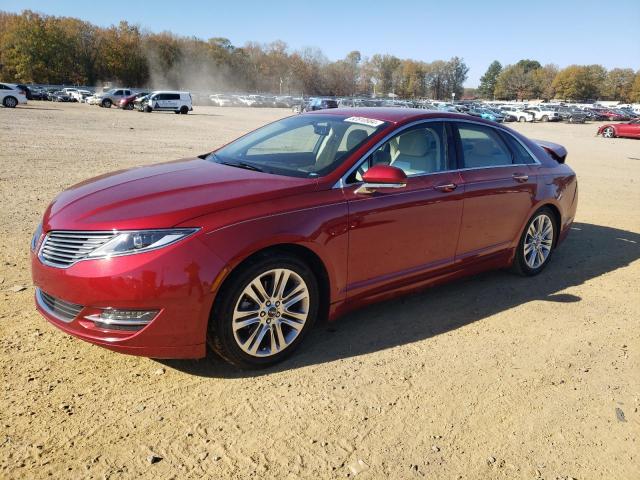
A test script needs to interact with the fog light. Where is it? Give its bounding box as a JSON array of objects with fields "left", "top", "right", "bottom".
[{"left": 85, "top": 309, "right": 158, "bottom": 331}]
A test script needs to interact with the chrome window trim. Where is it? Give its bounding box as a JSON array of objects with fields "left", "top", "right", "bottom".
[{"left": 333, "top": 117, "right": 540, "bottom": 189}]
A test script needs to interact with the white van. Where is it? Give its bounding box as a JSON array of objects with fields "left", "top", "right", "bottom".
[{"left": 144, "top": 91, "right": 193, "bottom": 114}]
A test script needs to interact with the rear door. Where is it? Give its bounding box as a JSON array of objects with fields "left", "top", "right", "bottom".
[{"left": 453, "top": 121, "right": 538, "bottom": 261}]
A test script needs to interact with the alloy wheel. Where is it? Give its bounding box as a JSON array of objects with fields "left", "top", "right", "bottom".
[
  {"left": 603, "top": 127, "right": 615, "bottom": 138},
  {"left": 523, "top": 214, "right": 554, "bottom": 269},
  {"left": 232, "top": 269, "right": 310, "bottom": 357}
]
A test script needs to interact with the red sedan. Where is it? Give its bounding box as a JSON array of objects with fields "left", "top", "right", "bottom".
[
  {"left": 597, "top": 119, "right": 640, "bottom": 139},
  {"left": 31, "top": 109, "right": 578, "bottom": 368}
]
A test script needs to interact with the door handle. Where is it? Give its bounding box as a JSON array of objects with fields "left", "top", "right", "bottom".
[
  {"left": 512, "top": 173, "right": 529, "bottom": 182},
  {"left": 434, "top": 183, "right": 457, "bottom": 192}
]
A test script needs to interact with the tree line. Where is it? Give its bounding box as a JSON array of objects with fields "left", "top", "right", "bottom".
[
  {"left": 0, "top": 10, "right": 468, "bottom": 98},
  {"left": 1, "top": 11, "right": 637, "bottom": 102},
  {"left": 477, "top": 59, "right": 640, "bottom": 102}
]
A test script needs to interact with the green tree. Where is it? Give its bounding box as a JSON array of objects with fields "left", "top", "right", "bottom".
[
  {"left": 552, "top": 65, "right": 606, "bottom": 100},
  {"left": 477, "top": 60, "right": 502, "bottom": 98}
]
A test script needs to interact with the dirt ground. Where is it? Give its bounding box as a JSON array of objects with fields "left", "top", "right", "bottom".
[{"left": 1, "top": 103, "right": 639, "bottom": 480}]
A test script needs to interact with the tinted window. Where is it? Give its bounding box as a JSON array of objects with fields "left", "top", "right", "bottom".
[
  {"left": 114, "top": 90, "right": 123, "bottom": 95},
  {"left": 500, "top": 132, "right": 537, "bottom": 165},
  {"left": 457, "top": 123, "right": 512, "bottom": 168},
  {"left": 349, "top": 122, "right": 450, "bottom": 182},
  {"left": 0, "top": 84, "right": 10, "bottom": 90},
  {"left": 166, "top": 93, "right": 180, "bottom": 100}
]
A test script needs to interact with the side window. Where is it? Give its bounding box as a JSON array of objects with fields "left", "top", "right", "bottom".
[
  {"left": 154, "top": 94, "right": 165, "bottom": 101},
  {"left": 457, "top": 123, "right": 512, "bottom": 168},
  {"left": 350, "top": 122, "right": 449, "bottom": 182},
  {"left": 167, "top": 93, "right": 180, "bottom": 100},
  {"left": 114, "top": 90, "right": 123, "bottom": 96},
  {"left": 500, "top": 132, "right": 537, "bottom": 165}
]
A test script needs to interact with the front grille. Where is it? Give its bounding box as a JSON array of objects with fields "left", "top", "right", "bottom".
[
  {"left": 39, "top": 231, "right": 116, "bottom": 268},
  {"left": 36, "top": 289, "right": 84, "bottom": 323}
]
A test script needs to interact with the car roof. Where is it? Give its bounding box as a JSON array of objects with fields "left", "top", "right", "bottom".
[{"left": 308, "top": 107, "right": 487, "bottom": 125}]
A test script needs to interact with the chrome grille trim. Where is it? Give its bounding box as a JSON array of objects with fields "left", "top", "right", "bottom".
[
  {"left": 36, "top": 288, "right": 84, "bottom": 323},
  {"left": 38, "top": 230, "right": 117, "bottom": 268}
]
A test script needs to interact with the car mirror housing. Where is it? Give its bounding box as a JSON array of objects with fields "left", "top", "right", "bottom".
[{"left": 356, "top": 164, "right": 407, "bottom": 194}]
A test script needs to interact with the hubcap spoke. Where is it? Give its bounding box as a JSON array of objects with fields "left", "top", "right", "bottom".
[{"left": 233, "top": 316, "right": 260, "bottom": 331}]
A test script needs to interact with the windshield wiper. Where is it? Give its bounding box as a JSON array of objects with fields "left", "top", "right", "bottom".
[{"left": 218, "top": 159, "right": 264, "bottom": 172}]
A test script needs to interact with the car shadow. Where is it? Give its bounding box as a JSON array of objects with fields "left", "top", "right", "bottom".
[
  {"left": 161, "top": 222, "right": 640, "bottom": 378},
  {"left": 16, "top": 105, "right": 63, "bottom": 111}
]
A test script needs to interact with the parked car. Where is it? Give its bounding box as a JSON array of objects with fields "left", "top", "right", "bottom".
[
  {"left": 468, "top": 107, "right": 505, "bottom": 122},
  {"left": 524, "top": 106, "right": 561, "bottom": 122},
  {"left": 118, "top": 92, "right": 149, "bottom": 110},
  {"left": 15, "top": 84, "right": 34, "bottom": 100},
  {"left": 598, "top": 109, "right": 629, "bottom": 121},
  {"left": 0, "top": 82, "right": 28, "bottom": 107},
  {"left": 28, "top": 87, "right": 47, "bottom": 101},
  {"left": 31, "top": 109, "right": 577, "bottom": 368},
  {"left": 50, "top": 91, "right": 72, "bottom": 102},
  {"left": 500, "top": 106, "right": 534, "bottom": 122},
  {"left": 93, "top": 88, "right": 134, "bottom": 108},
  {"left": 553, "top": 106, "right": 587, "bottom": 124},
  {"left": 70, "top": 89, "right": 93, "bottom": 102},
  {"left": 305, "top": 97, "right": 339, "bottom": 111},
  {"left": 209, "top": 94, "right": 235, "bottom": 107},
  {"left": 138, "top": 91, "right": 193, "bottom": 114},
  {"left": 597, "top": 119, "right": 640, "bottom": 139}
]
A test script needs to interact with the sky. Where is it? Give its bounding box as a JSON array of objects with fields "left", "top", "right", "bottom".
[{"left": 1, "top": 0, "right": 639, "bottom": 87}]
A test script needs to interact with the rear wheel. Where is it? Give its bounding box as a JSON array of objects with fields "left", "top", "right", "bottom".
[
  {"left": 518, "top": 115, "right": 526, "bottom": 122},
  {"left": 208, "top": 253, "right": 319, "bottom": 369},
  {"left": 602, "top": 126, "right": 616, "bottom": 138},
  {"left": 541, "top": 115, "right": 549, "bottom": 122},
  {"left": 3, "top": 96, "right": 18, "bottom": 108},
  {"left": 512, "top": 208, "right": 556, "bottom": 276}
]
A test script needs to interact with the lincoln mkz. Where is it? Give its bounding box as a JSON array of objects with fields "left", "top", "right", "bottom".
[{"left": 31, "top": 109, "right": 578, "bottom": 368}]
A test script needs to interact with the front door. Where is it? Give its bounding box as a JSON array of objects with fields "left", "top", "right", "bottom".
[{"left": 344, "top": 121, "right": 464, "bottom": 299}]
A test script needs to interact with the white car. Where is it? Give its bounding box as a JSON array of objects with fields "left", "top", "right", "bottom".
[
  {"left": 523, "top": 106, "right": 561, "bottom": 122},
  {"left": 0, "top": 82, "right": 28, "bottom": 108},
  {"left": 209, "top": 94, "right": 234, "bottom": 107},
  {"left": 141, "top": 91, "right": 193, "bottom": 114},
  {"left": 70, "top": 89, "right": 92, "bottom": 102},
  {"left": 500, "top": 106, "right": 534, "bottom": 122}
]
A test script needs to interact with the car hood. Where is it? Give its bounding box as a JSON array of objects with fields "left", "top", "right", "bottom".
[{"left": 43, "top": 158, "right": 317, "bottom": 231}]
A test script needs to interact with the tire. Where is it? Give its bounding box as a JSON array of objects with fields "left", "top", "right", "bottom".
[
  {"left": 512, "top": 207, "right": 557, "bottom": 276},
  {"left": 602, "top": 126, "right": 615, "bottom": 138},
  {"left": 541, "top": 115, "right": 549, "bottom": 122},
  {"left": 3, "top": 96, "right": 18, "bottom": 108},
  {"left": 102, "top": 99, "right": 112, "bottom": 108},
  {"left": 518, "top": 116, "right": 526, "bottom": 123},
  {"left": 125, "top": 103, "right": 134, "bottom": 110},
  {"left": 208, "top": 253, "right": 319, "bottom": 369},
  {"left": 179, "top": 105, "right": 189, "bottom": 114},
  {"left": 144, "top": 105, "right": 152, "bottom": 113}
]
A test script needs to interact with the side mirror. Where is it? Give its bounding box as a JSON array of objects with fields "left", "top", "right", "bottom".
[{"left": 355, "top": 164, "right": 407, "bottom": 194}]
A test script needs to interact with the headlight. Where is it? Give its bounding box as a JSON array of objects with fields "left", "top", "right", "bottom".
[
  {"left": 87, "top": 228, "right": 198, "bottom": 259},
  {"left": 31, "top": 222, "right": 43, "bottom": 251}
]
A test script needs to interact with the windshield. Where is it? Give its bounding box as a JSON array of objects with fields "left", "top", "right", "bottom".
[{"left": 209, "top": 114, "right": 387, "bottom": 178}]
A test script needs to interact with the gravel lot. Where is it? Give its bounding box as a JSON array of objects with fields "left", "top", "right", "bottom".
[{"left": 1, "top": 103, "right": 639, "bottom": 479}]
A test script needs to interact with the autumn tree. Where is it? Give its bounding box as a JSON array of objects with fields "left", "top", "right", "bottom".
[{"left": 604, "top": 68, "right": 635, "bottom": 101}]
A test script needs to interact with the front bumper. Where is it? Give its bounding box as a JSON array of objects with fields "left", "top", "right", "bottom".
[{"left": 31, "top": 235, "right": 224, "bottom": 359}]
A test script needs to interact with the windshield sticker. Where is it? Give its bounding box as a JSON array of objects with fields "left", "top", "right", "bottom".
[{"left": 344, "top": 116, "right": 384, "bottom": 127}]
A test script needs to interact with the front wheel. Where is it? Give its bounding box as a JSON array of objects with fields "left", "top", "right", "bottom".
[
  {"left": 602, "top": 126, "right": 615, "bottom": 138},
  {"left": 179, "top": 105, "right": 189, "bottom": 114},
  {"left": 208, "top": 254, "right": 319, "bottom": 369},
  {"left": 512, "top": 208, "right": 556, "bottom": 276},
  {"left": 518, "top": 116, "right": 526, "bottom": 122},
  {"left": 541, "top": 115, "right": 549, "bottom": 122},
  {"left": 102, "top": 99, "right": 112, "bottom": 108}
]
